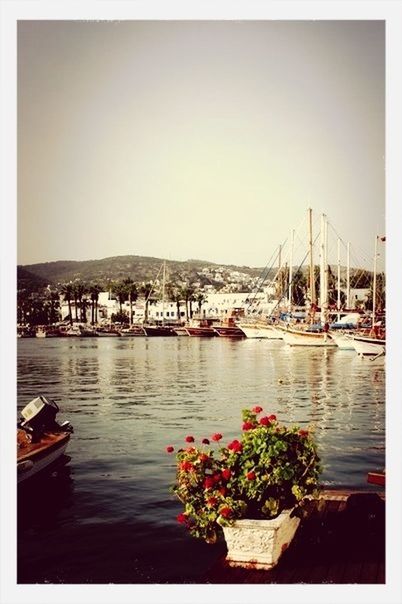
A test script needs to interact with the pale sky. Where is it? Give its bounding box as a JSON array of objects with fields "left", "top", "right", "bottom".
[{"left": 18, "top": 20, "right": 385, "bottom": 270}]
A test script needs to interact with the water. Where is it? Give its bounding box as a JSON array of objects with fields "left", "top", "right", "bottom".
[{"left": 17, "top": 336, "right": 385, "bottom": 583}]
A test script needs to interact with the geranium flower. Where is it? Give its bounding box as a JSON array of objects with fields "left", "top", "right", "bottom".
[
  {"left": 219, "top": 486, "right": 227, "bottom": 496},
  {"left": 180, "top": 460, "right": 194, "bottom": 472},
  {"left": 219, "top": 506, "right": 232, "bottom": 518},
  {"left": 185, "top": 435, "right": 195, "bottom": 443},
  {"left": 227, "top": 439, "right": 243, "bottom": 453},
  {"left": 299, "top": 429, "right": 309, "bottom": 437},
  {"left": 268, "top": 414, "right": 277, "bottom": 421},
  {"left": 212, "top": 433, "right": 223, "bottom": 441},
  {"left": 166, "top": 445, "right": 174, "bottom": 453},
  {"left": 177, "top": 513, "right": 188, "bottom": 524},
  {"left": 242, "top": 421, "right": 254, "bottom": 431},
  {"left": 259, "top": 416, "right": 271, "bottom": 426},
  {"left": 207, "top": 497, "right": 218, "bottom": 507},
  {"left": 252, "top": 406, "right": 263, "bottom": 413},
  {"left": 203, "top": 476, "right": 215, "bottom": 489},
  {"left": 199, "top": 453, "right": 209, "bottom": 463},
  {"left": 246, "top": 471, "right": 256, "bottom": 481},
  {"left": 221, "top": 468, "right": 232, "bottom": 481},
  {"left": 213, "top": 473, "right": 221, "bottom": 483},
  {"left": 202, "top": 438, "right": 210, "bottom": 445}
]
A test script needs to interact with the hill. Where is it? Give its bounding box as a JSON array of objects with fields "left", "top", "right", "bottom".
[{"left": 17, "top": 255, "right": 266, "bottom": 289}]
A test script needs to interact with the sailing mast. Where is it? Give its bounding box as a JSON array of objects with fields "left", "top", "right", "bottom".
[
  {"left": 372, "top": 235, "right": 378, "bottom": 329},
  {"left": 346, "top": 242, "right": 350, "bottom": 310},
  {"left": 319, "top": 214, "right": 329, "bottom": 327},
  {"left": 308, "top": 208, "right": 315, "bottom": 323},
  {"left": 162, "top": 260, "right": 166, "bottom": 326},
  {"left": 288, "top": 229, "right": 294, "bottom": 314},
  {"left": 337, "top": 238, "right": 341, "bottom": 322}
]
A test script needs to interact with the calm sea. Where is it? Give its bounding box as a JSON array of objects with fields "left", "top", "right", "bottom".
[{"left": 17, "top": 336, "right": 385, "bottom": 584}]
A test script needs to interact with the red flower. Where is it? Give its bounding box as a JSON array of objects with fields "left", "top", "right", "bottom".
[
  {"left": 185, "top": 435, "right": 194, "bottom": 443},
  {"left": 268, "top": 414, "right": 277, "bottom": 421},
  {"left": 203, "top": 476, "right": 215, "bottom": 489},
  {"left": 207, "top": 497, "right": 218, "bottom": 507},
  {"left": 202, "top": 438, "right": 210, "bottom": 445},
  {"left": 180, "top": 460, "right": 194, "bottom": 472},
  {"left": 199, "top": 453, "right": 209, "bottom": 463},
  {"left": 299, "top": 429, "right": 309, "bottom": 437},
  {"left": 259, "top": 416, "right": 271, "bottom": 426},
  {"left": 166, "top": 446, "right": 174, "bottom": 453},
  {"left": 177, "top": 513, "right": 188, "bottom": 524},
  {"left": 219, "top": 486, "right": 227, "bottom": 496},
  {"left": 242, "top": 421, "right": 254, "bottom": 431},
  {"left": 227, "top": 439, "right": 243, "bottom": 453},
  {"left": 252, "top": 406, "right": 263, "bottom": 414},
  {"left": 246, "top": 471, "right": 256, "bottom": 481},
  {"left": 219, "top": 506, "right": 232, "bottom": 518},
  {"left": 221, "top": 468, "right": 232, "bottom": 481},
  {"left": 186, "top": 446, "right": 196, "bottom": 453},
  {"left": 212, "top": 433, "right": 223, "bottom": 441},
  {"left": 213, "top": 473, "right": 221, "bottom": 483}
]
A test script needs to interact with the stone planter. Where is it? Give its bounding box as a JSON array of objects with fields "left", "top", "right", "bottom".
[{"left": 222, "top": 509, "right": 301, "bottom": 569}]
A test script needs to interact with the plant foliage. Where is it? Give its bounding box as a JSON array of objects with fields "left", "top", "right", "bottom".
[{"left": 167, "top": 407, "right": 322, "bottom": 543}]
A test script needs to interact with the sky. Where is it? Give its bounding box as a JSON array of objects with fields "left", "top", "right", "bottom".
[{"left": 17, "top": 20, "right": 385, "bottom": 270}]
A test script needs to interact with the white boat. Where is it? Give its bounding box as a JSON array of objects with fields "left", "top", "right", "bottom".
[
  {"left": 329, "top": 331, "right": 355, "bottom": 350},
  {"left": 238, "top": 321, "right": 283, "bottom": 339},
  {"left": 282, "top": 327, "right": 336, "bottom": 347},
  {"left": 17, "top": 396, "right": 73, "bottom": 484},
  {"left": 352, "top": 334, "right": 386, "bottom": 356}
]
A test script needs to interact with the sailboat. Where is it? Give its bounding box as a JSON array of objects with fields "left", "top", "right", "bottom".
[
  {"left": 142, "top": 260, "right": 176, "bottom": 337},
  {"left": 282, "top": 210, "right": 336, "bottom": 347},
  {"left": 352, "top": 235, "right": 386, "bottom": 356}
]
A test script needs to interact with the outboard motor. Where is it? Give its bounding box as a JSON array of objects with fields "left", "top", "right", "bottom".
[{"left": 19, "top": 396, "right": 73, "bottom": 441}]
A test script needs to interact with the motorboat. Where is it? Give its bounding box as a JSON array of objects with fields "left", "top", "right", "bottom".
[{"left": 17, "top": 396, "right": 73, "bottom": 484}]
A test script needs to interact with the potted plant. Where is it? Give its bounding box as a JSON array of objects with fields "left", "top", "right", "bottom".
[{"left": 166, "top": 406, "right": 322, "bottom": 569}]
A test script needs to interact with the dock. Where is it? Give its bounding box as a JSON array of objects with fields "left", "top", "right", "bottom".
[{"left": 204, "top": 489, "right": 385, "bottom": 584}]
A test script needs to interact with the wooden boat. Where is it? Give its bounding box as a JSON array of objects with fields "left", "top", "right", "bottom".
[
  {"left": 185, "top": 318, "right": 218, "bottom": 337},
  {"left": 17, "top": 396, "right": 73, "bottom": 484},
  {"left": 367, "top": 471, "right": 385, "bottom": 487},
  {"left": 119, "top": 326, "right": 146, "bottom": 336},
  {"left": 238, "top": 320, "right": 283, "bottom": 339},
  {"left": 352, "top": 334, "right": 386, "bottom": 356},
  {"left": 213, "top": 316, "right": 245, "bottom": 338},
  {"left": 281, "top": 325, "right": 336, "bottom": 347},
  {"left": 143, "top": 325, "right": 176, "bottom": 336}
]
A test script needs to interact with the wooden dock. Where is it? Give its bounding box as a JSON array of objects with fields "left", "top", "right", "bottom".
[{"left": 204, "top": 489, "right": 385, "bottom": 584}]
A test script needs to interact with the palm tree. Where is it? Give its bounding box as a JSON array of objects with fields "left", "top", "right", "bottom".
[
  {"left": 194, "top": 291, "right": 207, "bottom": 317},
  {"left": 111, "top": 280, "right": 127, "bottom": 314},
  {"left": 89, "top": 283, "right": 102, "bottom": 325},
  {"left": 180, "top": 284, "right": 196, "bottom": 322},
  {"left": 72, "top": 280, "right": 86, "bottom": 323},
  {"left": 166, "top": 282, "right": 183, "bottom": 323},
  {"left": 61, "top": 282, "right": 74, "bottom": 325},
  {"left": 140, "top": 282, "right": 154, "bottom": 324},
  {"left": 123, "top": 278, "right": 138, "bottom": 325}
]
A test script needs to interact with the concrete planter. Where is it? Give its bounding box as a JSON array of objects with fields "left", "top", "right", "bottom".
[{"left": 222, "top": 509, "right": 301, "bottom": 569}]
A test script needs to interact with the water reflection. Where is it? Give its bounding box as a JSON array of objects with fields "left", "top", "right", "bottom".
[{"left": 17, "top": 337, "right": 385, "bottom": 583}]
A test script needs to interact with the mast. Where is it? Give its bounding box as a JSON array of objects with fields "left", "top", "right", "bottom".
[
  {"left": 162, "top": 260, "right": 166, "bottom": 326},
  {"left": 319, "top": 214, "right": 326, "bottom": 325},
  {"left": 278, "top": 244, "right": 282, "bottom": 303},
  {"left": 346, "top": 242, "right": 350, "bottom": 310},
  {"left": 288, "top": 229, "right": 294, "bottom": 313},
  {"left": 372, "top": 235, "right": 378, "bottom": 328},
  {"left": 337, "top": 238, "right": 341, "bottom": 321},
  {"left": 308, "top": 207, "right": 315, "bottom": 321}
]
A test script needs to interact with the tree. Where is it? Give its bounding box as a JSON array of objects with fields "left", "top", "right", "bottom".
[
  {"left": 111, "top": 280, "right": 127, "bottom": 314},
  {"left": 123, "top": 278, "right": 138, "bottom": 325},
  {"left": 166, "top": 282, "right": 183, "bottom": 323},
  {"left": 61, "top": 282, "right": 74, "bottom": 325},
  {"left": 89, "top": 283, "right": 102, "bottom": 325},
  {"left": 180, "top": 283, "right": 196, "bottom": 322},
  {"left": 140, "top": 282, "right": 155, "bottom": 324},
  {"left": 194, "top": 291, "right": 207, "bottom": 317}
]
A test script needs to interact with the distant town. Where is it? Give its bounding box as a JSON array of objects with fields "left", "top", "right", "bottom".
[{"left": 17, "top": 254, "right": 382, "bottom": 330}]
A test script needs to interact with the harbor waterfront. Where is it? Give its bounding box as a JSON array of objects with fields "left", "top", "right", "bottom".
[{"left": 16, "top": 335, "right": 385, "bottom": 584}]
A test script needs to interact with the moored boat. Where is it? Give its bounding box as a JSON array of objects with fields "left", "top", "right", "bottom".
[
  {"left": 17, "top": 396, "right": 73, "bottom": 484},
  {"left": 352, "top": 333, "right": 386, "bottom": 356},
  {"left": 185, "top": 318, "right": 218, "bottom": 337},
  {"left": 281, "top": 326, "right": 336, "bottom": 347},
  {"left": 213, "top": 316, "right": 245, "bottom": 338},
  {"left": 143, "top": 325, "right": 176, "bottom": 336}
]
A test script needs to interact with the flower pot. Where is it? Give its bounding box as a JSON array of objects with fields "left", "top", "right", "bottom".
[{"left": 222, "top": 509, "right": 301, "bottom": 569}]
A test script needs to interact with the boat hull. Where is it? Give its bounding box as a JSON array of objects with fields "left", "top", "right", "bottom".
[
  {"left": 17, "top": 432, "right": 71, "bottom": 484},
  {"left": 282, "top": 329, "right": 336, "bottom": 347},
  {"left": 213, "top": 327, "right": 245, "bottom": 338},
  {"left": 143, "top": 326, "right": 176, "bottom": 336},
  {"left": 352, "top": 336, "right": 386, "bottom": 356},
  {"left": 329, "top": 331, "right": 355, "bottom": 350},
  {"left": 238, "top": 324, "right": 283, "bottom": 339},
  {"left": 185, "top": 327, "right": 217, "bottom": 337}
]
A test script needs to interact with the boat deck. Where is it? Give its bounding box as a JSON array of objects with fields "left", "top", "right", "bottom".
[{"left": 204, "top": 489, "right": 385, "bottom": 584}]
